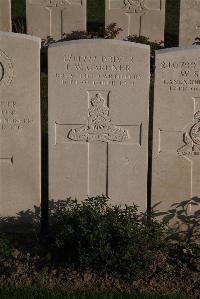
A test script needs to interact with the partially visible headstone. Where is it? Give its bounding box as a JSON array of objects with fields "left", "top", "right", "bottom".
[
  {"left": 0, "top": 33, "right": 41, "bottom": 217},
  {"left": 26, "top": 0, "right": 87, "bottom": 41},
  {"left": 179, "top": 0, "right": 200, "bottom": 46},
  {"left": 105, "top": 0, "right": 165, "bottom": 42},
  {"left": 152, "top": 46, "right": 200, "bottom": 213},
  {"left": 0, "top": 0, "right": 12, "bottom": 32},
  {"left": 48, "top": 40, "right": 150, "bottom": 210}
]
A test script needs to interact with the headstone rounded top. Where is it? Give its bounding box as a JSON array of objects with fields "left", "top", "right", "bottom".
[
  {"left": 49, "top": 38, "right": 150, "bottom": 50},
  {"left": 0, "top": 31, "right": 41, "bottom": 217},
  {"left": 152, "top": 46, "right": 200, "bottom": 213},
  {"left": 48, "top": 32, "right": 150, "bottom": 209},
  {"left": 156, "top": 45, "right": 200, "bottom": 55},
  {"left": 0, "top": 32, "right": 41, "bottom": 44}
]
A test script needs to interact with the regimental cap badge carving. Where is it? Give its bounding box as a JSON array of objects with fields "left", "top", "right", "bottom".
[
  {"left": 177, "top": 111, "right": 200, "bottom": 157},
  {"left": 123, "top": 0, "right": 149, "bottom": 13},
  {"left": 68, "top": 93, "right": 129, "bottom": 143},
  {"left": 42, "top": 0, "right": 70, "bottom": 7},
  {"left": 0, "top": 50, "right": 14, "bottom": 88}
]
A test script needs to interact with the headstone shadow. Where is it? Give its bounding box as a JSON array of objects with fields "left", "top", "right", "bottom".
[{"left": 152, "top": 197, "right": 200, "bottom": 243}]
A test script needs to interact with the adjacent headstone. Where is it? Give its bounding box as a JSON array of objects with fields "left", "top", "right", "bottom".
[
  {"left": 179, "top": 0, "right": 200, "bottom": 46},
  {"left": 49, "top": 40, "right": 150, "bottom": 209},
  {"left": 0, "top": 0, "right": 12, "bottom": 32},
  {"left": 0, "top": 33, "right": 41, "bottom": 216},
  {"left": 152, "top": 47, "right": 200, "bottom": 213},
  {"left": 105, "top": 0, "right": 165, "bottom": 42},
  {"left": 26, "top": 0, "right": 87, "bottom": 41}
]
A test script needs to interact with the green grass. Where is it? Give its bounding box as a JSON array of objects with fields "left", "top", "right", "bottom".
[
  {"left": 165, "top": 0, "right": 180, "bottom": 36},
  {"left": 0, "top": 288, "right": 190, "bottom": 299},
  {"left": 11, "top": 0, "right": 26, "bottom": 20},
  {"left": 87, "top": 0, "right": 105, "bottom": 31}
]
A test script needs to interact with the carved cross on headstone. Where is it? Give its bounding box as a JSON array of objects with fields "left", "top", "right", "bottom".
[
  {"left": 177, "top": 97, "right": 200, "bottom": 198},
  {"left": 158, "top": 97, "right": 200, "bottom": 199},
  {"left": 109, "top": 0, "right": 162, "bottom": 36},
  {"left": 55, "top": 90, "right": 142, "bottom": 197},
  {"left": 0, "top": 156, "right": 13, "bottom": 165},
  {"left": 29, "top": 0, "right": 82, "bottom": 38},
  {"left": 195, "top": 25, "right": 200, "bottom": 43}
]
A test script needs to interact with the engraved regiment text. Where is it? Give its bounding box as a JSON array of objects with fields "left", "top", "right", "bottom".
[
  {"left": 0, "top": 101, "right": 33, "bottom": 130},
  {"left": 55, "top": 54, "right": 142, "bottom": 87},
  {"left": 160, "top": 59, "right": 200, "bottom": 93}
]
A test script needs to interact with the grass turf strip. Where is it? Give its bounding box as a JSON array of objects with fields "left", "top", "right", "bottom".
[{"left": 0, "top": 288, "right": 190, "bottom": 299}]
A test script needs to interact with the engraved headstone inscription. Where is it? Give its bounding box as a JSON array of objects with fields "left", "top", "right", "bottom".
[
  {"left": 152, "top": 47, "right": 200, "bottom": 213},
  {"left": 49, "top": 40, "right": 150, "bottom": 209},
  {"left": 179, "top": 0, "right": 200, "bottom": 46},
  {"left": 105, "top": 0, "right": 165, "bottom": 42},
  {"left": 26, "top": 0, "right": 87, "bottom": 40},
  {"left": 0, "top": 33, "right": 41, "bottom": 216},
  {"left": 0, "top": 0, "right": 12, "bottom": 32}
]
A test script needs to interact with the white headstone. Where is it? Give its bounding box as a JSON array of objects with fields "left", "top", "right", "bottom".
[
  {"left": 48, "top": 40, "right": 150, "bottom": 209},
  {"left": 152, "top": 46, "right": 200, "bottom": 213},
  {"left": 0, "top": 33, "right": 41, "bottom": 216},
  {"left": 0, "top": 0, "right": 12, "bottom": 32},
  {"left": 179, "top": 0, "right": 200, "bottom": 46},
  {"left": 105, "top": 0, "right": 165, "bottom": 42},
  {"left": 26, "top": 0, "right": 87, "bottom": 41}
]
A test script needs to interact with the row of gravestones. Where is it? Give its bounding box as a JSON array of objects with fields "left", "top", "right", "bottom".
[
  {"left": 1, "top": 0, "right": 200, "bottom": 45},
  {"left": 0, "top": 32, "right": 200, "bottom": 218}
]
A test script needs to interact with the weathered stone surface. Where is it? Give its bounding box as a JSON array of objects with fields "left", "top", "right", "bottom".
[
  {"left": 152, "top": 47, "right": 200, "bottom": 213},
  {"left": 48, "top": 40, "right": 150, "bottom": 209},
  {"left": 179, "top": 0, "right": 200, "bottom": 46},
  {"left": 0, "top": 0, "right": 12, "bottom": 32},
  {"left": 26, "top": 0, "right": 87, "bottom": 41},
  {"left": 0, "top": 33, "right": 41, "bottom": 217},
  {"left": 105, "top": 0, "right": 165, "bottom": 42}
]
